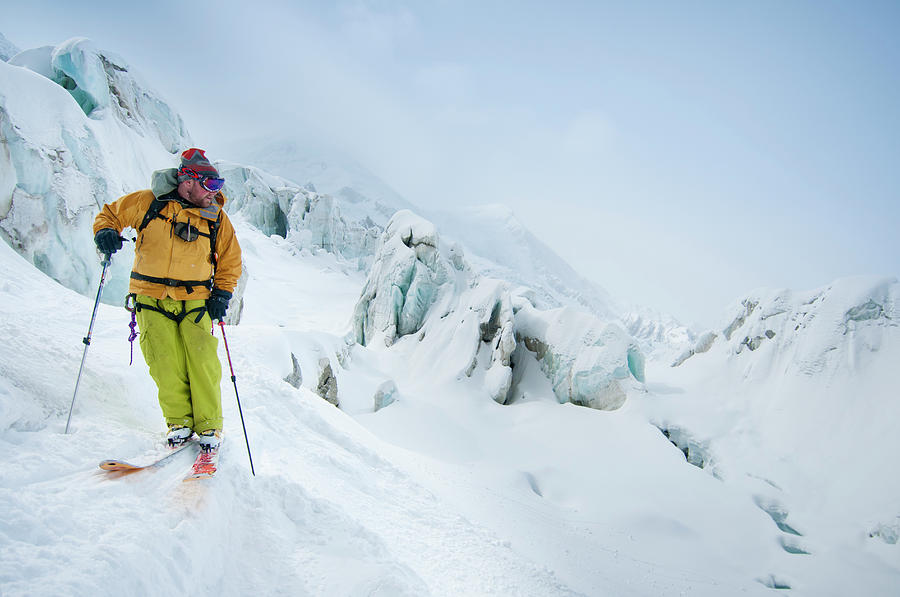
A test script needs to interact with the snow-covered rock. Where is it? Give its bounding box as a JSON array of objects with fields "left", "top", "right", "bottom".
[{"left": 316, "top": 358, "right": 339, "bottom": 406}]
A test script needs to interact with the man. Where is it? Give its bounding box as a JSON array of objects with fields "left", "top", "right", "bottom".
[{"left": 93, "top": 148, "right": 242, "bottom": 451}]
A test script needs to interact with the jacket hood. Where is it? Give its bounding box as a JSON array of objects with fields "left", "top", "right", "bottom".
[
  {"left": 150, "top": 167, "right": 226, "bottom": 208},
  {"left": 150, "top": 168, "right": 178, "bottom": 198}
]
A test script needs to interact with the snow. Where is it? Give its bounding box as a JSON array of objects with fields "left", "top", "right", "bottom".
[
  {"left": 2, "top": 32, "right": 899, "bottom": 597},
  {"left": 4, "top": 219, "right": 898, "bottom": 595}
]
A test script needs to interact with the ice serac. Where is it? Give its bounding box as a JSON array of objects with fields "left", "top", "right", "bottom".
[
  {"left": 10, "top": 38, "right": 187, "bottom": 151},
  {"left": 217, "top": 162, "right": 381, "bottom": 268},
  {"left": 352, "top": 210, "right": 644, "bottom": 407},
  {"left": 351, "top": 210, "right": 516, "bottom": 402},
  {"left": 515, "top": 302, "right": 644, "bottom": 410},
  {"left": 410, "top": 275, "right": 517, "bottom": 404},
  {"left": 0, "top": 37, "right": 188, "bottom": 302},
  {"left": 353, "top": 210, "right": 450, "bottom": 347}
]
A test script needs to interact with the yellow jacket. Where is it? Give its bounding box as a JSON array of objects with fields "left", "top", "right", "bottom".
[{"left": 93, "top": 178, "right": 242, "bottom": 300}]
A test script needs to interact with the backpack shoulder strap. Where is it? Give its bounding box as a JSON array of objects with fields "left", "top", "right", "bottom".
[
  {"left": 208, "top": 211, "right": 222, "bottom": 267},
  {"left": 138, "top": 196, "right": 171, "bottom": 233}
]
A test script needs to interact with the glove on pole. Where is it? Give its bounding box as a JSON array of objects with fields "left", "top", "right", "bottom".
[
  {"left": 218, "top": 320, "right": 256, "bottom": 476},
  {"left": 66, "top": 253, "right": 112, "bottom": 433}
]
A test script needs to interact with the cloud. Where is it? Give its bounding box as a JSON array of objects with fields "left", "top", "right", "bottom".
[{"left": 337, "top": 2, "right": 419, "bottom": 55}]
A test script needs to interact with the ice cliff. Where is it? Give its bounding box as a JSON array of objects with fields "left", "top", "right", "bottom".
[
  {"left": 0, "top": 37, "right": 187, "bottom": 300},
  {"left": 8, "top": 38, "right": 187, "bottom": 149}
]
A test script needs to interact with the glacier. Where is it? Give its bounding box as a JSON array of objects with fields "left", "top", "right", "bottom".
[{"left": 2, "top": 31, "right": 899, "bottom": 596}]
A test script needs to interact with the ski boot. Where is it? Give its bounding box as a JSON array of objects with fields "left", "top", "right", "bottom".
[{"left": 166, "top": 425, "right": 193, "bottom": 446}]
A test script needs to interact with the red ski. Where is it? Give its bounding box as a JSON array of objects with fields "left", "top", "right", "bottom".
[
  {"left": 99, "top": 440, "right": 196, "bottom": 472},
  {"left": 184, "top": 446, "right": 220, "bottom": 481}
]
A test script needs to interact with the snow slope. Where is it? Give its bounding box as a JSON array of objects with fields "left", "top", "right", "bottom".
[
  {"left": 5, "top": 217, "right": 897, "bottom": 595},
  {"left": 0, "top": 222, "right": 763, "bottom": 596},
  {"left": 0, "top": 227, "right": 568, "bottom": 596},
  {"left": 639, "top": 279, "right": 900, "bottom": 595}
]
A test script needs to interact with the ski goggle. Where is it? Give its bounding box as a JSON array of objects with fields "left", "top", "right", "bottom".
[
  {"left": 199, "top": 177, "right": 225, "bottom": 193},
  {"left": 173, "top": 221, "right": 203, "bottom": 242},
  {"left": 178, "top": 167, "right": 225, "bottom": 192}
]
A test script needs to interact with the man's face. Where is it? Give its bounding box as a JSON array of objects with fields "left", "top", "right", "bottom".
[{"left": 180, "top": 179, "right": 217, "bottom": 208}]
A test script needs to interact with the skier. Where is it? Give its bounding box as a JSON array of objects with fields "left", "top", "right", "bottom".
[{"left": 93, "top": 148, "right": 242, "bottom": 452}]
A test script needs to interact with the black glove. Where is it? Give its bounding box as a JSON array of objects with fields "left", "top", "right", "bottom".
[
  {"left": 94, "top": 228, "right": 123, "bottom": 255},
  {"left": 207, "top": 288, "right": 232, "bottom": 321}
]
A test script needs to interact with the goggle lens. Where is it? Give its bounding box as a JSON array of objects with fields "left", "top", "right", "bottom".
[{"left": 200, "top": 177, "right": 225, "bottom": 192}]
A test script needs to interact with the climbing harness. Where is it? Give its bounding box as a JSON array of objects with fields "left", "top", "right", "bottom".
[{"left": 125, "top": 293, "right": 209, "bottom": 365}]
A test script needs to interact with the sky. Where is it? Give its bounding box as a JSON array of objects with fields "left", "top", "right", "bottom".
[{"left": 3, "top": 0, "right": 899, "bottom": 326}]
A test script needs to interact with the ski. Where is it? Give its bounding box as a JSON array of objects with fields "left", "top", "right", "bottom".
[
  {"left": 184, "top": 446, "right": 220, "bottom": 481},
  {"left": 99, "top": 440, "right": 197, "bottom": 472}
]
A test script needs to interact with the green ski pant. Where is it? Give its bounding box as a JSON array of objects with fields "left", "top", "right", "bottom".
[{"left": 135, "top": 296, "right": 222, "bottom": 433}]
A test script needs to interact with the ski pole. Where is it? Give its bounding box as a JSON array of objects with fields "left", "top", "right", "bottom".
[
  {"left": 218, "top": 320, "right": 256, "bottom": 476},
  {"left": 65, "top": 252, "right": 113, "bottom": 434}
]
